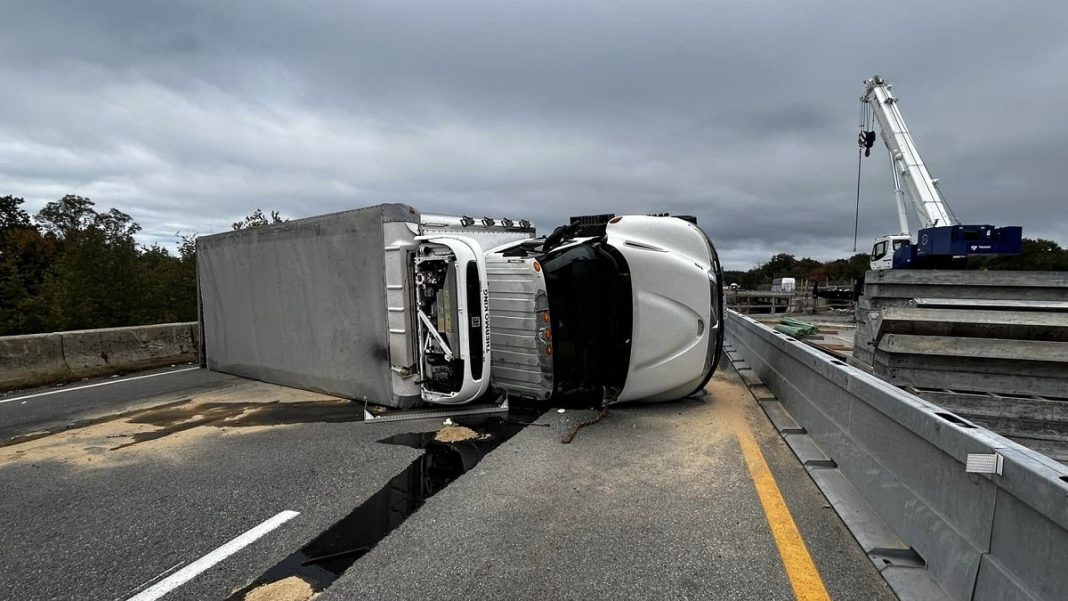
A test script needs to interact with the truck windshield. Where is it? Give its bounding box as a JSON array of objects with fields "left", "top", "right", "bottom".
[{"left": 541, "top": 243, "right": 632, "bottom": 402}]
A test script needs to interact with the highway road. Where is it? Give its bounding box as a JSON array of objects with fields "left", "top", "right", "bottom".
[
  {"left": 0, "top": 364, "right": 898, "bottom": 601},
  {"left": 0, "top": 365, "right": 238, "bottom": 444}
]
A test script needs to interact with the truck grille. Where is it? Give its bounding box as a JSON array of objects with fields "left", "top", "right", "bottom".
[{"left": 484, "top": 256, "right": 554, "bottom": 400}]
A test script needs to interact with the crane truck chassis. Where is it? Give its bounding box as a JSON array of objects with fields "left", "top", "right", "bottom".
[{"left": 196, "top": 204, "right": 724, "bottom": 409}]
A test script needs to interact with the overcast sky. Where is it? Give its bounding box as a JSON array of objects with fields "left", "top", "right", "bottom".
[{"left": 2, "top": 1, "right": 1066, "bottom": 269}]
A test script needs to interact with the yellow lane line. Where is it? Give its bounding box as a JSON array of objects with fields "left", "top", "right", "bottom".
[{"left": 736, "top": 423, "right": 832, "bottom": 601}]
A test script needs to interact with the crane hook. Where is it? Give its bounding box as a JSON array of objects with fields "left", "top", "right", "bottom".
[{"left": 858, "top": 130, "right": 876, "bottom": 157}]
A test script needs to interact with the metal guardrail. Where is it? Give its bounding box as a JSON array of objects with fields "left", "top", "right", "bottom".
[{"left": 725, "top": 309, "right": 1068, "bottom": 601}]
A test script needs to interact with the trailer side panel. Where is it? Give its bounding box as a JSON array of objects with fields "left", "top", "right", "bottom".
[{"left": 197, "top": 204, "right": 419, "bottom": 405}]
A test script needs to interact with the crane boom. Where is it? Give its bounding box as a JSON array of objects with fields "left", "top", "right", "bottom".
[
  {"left": 858, "top": 74, "right": 1021, "bottom": 270},
  {"left": 861, "top": 76, "right": 958, "bottom": 230}
]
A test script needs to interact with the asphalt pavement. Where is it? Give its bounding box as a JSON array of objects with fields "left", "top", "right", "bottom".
[
  {"left": 0, "top": 371, "right": 446, "bottom": 601},
  {"left": 0, "top": 365, "right": 241, "bottom": 443},
  {"left": 0, "top": 364, "right": 899, "bottom": 600},
  {"left": 319, "top": 367, "right": 898, "bottom": 601}
]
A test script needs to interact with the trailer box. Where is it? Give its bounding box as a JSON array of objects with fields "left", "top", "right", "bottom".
[{"left": 197, "top": 204, "right": 424, "bottom": 407}]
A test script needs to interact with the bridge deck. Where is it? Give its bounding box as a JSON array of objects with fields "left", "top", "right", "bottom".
[{"left": 0, "top": 364, "right": 896, "bottom": 601}]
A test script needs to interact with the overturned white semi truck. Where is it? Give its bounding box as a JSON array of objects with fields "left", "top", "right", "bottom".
[{"left": 196, "top": 204, "right": 723, "bottom": 409}]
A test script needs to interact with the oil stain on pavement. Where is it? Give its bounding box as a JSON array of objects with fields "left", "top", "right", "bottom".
[
  {"left": 113, "top": 399, "right": 363, "bottom": 449},
  {"left": 0, "top": 383, "right": 359, "bottom": 467}
]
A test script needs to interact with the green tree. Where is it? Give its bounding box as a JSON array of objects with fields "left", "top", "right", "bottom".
[
  {"left": 232, "top": 208, "right": 285, "bottom": 230},
  {"left": 0, "top": 196, "right": 55, "bottom": 333},
  {"left": 1, "top": 194, "right": 294, "bottom": 335},
  {"left": 0, "top": 195, "right": 32, "bottom": 231},
  {"left": 133, "top": 233, "right": 198, "bottom": 325},
  {"left": 35, "top": 196, "right": 141, "bottom": 330},
  {"left": 970, "top": 238, "right": 1068, "bottom": 271},
  {"left": 36, "top": 194, "right": 97, "bottom": 238}
]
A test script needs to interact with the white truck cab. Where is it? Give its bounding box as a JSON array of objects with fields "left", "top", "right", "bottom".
[
  {"left": 482, "top": 213, "right": 724, "bottom": 405},
  {"left": 869, "top": 234, "right": 911, "bottom": 271},
  {"left": 606, "top": 215, "right": 722, "bottom": 402}
]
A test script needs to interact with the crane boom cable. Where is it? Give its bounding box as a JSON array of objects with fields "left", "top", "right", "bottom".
[
  {"left": 854, "top": 146, "right": 863, "bottom": 253},
  {"left": 854, "top": 100, "right": 876, "bottom": 253}
]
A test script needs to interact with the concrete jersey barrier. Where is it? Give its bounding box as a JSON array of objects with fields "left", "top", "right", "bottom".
[
  {"left": 725, "top": 309, "right": 1068, "bottom": 601},
  {"left": 0, "top": 322, "right": 198, "bottom": 391}
]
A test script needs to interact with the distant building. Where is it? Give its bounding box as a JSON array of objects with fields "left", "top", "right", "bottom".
[{"left": 771, "top": 277, "right": 796, "bottom": 292}]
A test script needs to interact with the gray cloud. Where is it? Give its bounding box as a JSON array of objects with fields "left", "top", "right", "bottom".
[{"left": 2, "top": 1, "right": 1066, "bottom": 270}]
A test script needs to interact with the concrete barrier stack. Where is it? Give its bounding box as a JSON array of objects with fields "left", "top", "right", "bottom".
[
  {"left": 855, "top": 270, "right": 1068, "bottom": 369},
  {"left": 853, "top": 271, "right": 1068, "bottom": 456}
]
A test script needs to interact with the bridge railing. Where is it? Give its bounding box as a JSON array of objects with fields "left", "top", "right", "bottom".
[{"left": 725, "top": 309, "right": 1068, "bottom": 601}]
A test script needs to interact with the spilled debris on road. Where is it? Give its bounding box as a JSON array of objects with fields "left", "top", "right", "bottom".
[
  {"left": 433, "top": 425, "right": 479, "bottom": 442},
  {"left": 243, "top": 575, "right": 315, "bottom": 601},
  {"left": 0, "top": 382, "right": 357, "bottom": 467}
]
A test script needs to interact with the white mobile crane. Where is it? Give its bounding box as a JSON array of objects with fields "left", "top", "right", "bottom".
[{"left": 858, "top": 75, "right": 1022, "bottom": 270}]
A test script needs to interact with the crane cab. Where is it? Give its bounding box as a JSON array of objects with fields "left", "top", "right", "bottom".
[{"left": 870, "top": 235, "right": 911, "bottom": 271}]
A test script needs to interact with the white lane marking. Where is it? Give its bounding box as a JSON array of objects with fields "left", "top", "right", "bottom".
[
  {"left": 0, "top": 367, "right": 201, "bottom": 405},
  {"left": 125, "top": 510, "right": 300, "bottom": 601},
  {"left": 122, "top": 561, "right": 185, "bottom": 600}
]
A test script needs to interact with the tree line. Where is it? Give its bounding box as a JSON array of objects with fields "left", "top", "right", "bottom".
[
  {"left": 0, "top": 195, "right": 286, "bottom": 336},
  {"left": 0, "top": 195, "right": 198, "bottom": 335},
  {"left": 724, "top": 252, "right": 871, "bottom": 290},
  {"left": 724, "top": 238, "right": 1068, "bottom": 290},
  {"left": 2, "top": 194, "right": 1065, "bottom": 335}
]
